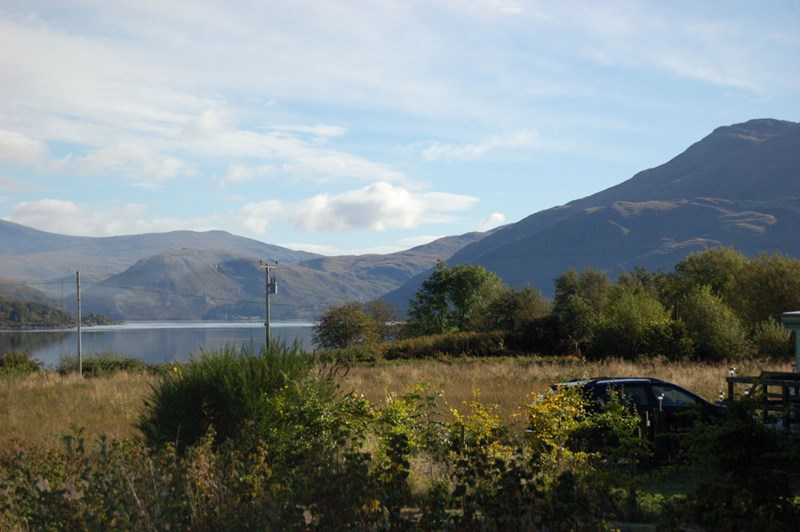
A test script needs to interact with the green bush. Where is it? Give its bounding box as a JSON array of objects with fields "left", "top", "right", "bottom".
[
  {"left": 642, "top": 320, "right": 694, "bottom": 360},
  {"left": 313, "top": 345, "right": 382, "bottom": 365},
  {"left": 0, "top": 350, "right": 41, "bottom": 376},
  {"left": 751, "top": 318, "right": 793, "bottom": 360},
  {"left": 383, "top": 330, "right": 507, "bottom": 360},
  {"left": 681, "top": 285, "right": 751, "bottom": 361},
  {"left": 56, "top": 350, "right": 152, "bottom": 377},
  {"left": 138, "top": 342, "right": 340, "bottom": 453},
  {"left": 681, "top": 401, "right": 800, "bottom": 528}
]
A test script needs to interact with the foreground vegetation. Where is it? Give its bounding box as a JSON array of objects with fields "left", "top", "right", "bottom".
[{"left": 1, "top": 346, "right": 798, "bottom": 529}]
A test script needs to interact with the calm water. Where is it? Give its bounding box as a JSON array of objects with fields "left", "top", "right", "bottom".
[{"left": 0, "top": 322, "right": 315, "bottom": 367}]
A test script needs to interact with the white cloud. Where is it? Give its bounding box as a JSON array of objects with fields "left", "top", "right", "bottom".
[
  {"left": 559, "top": 3, "right": 788, "bottom": 94},
  {"left": 477, "top": 212, "right": 506, "bottom": 231},
  {"left": 73, "top": 143, "right": 194, "bottom": 185},
  {"left": 0, "top": 130, "right": 48, "bottom": 165},
  {"left": 271, "top": 124, "right": 348, "bottom": 138},
  {"left": 235, "top": 200, "right": 285, "bottom": 235},
  {"left": 9, "top": 199, "right": 147, "bottom": 236},
  {"left": 213, "top": 164, "right": 276, "bottom": 187},
  {"left": 289, "top": 182, "right": 478, "bottom": 232},
  {"left": 421, "top": 129, "right": 544, "bottom": 162},
  {"left": 8, "top": 198, "right": 225, "bottom": 236},
  {"left": 179, "top": 112, "right": 404, "bottom": 184},
  {"left": 182, "top": 109, "right": 234, "bottom": 138}
]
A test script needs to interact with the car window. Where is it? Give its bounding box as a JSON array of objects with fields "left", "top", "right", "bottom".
[
  {"left": 620, "top": 384, "right": 650, "bottom": 408},
  {"left": 600, "top": 383, "right": 650, "bottom": 409},
  {"left": 650, "top": 384, "right": 700, "bottom": 407}
]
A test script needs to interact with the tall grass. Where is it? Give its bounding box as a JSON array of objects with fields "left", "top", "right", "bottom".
[
  {"left": 341, "top": 357, "right": 792, "bottom": 424},
  {"left": 0, "top": 355, "right": 791, "bottom": 451},
  {"left": 0, "top": 371, "right": 155, "bottom": 449}
]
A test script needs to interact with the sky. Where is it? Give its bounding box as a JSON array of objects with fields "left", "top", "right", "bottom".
[{"left": 0, "top": 1, "right": 798, "bottom": 256}]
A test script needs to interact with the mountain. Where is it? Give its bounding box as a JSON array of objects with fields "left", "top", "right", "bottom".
[
  {"left": 78, "top": 232, "right": 490, "bottom": 320},
  {"left": 0, "top": 222, "right": 320, "bottom": 291},
  {"left": 0, "top": 276, "right": 60, "bottom": 307},
  {"left": 385, "top": 119, "right": 800, "bottom": 308}
]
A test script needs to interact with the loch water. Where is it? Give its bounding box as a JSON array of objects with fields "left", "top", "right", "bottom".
[{"left": 0, "top": 321, "right": 315, "bottom": 367}]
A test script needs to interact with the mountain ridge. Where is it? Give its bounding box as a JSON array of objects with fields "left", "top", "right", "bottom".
[{"left": 384, "top": 118, "right": 800, "bottom": 309}]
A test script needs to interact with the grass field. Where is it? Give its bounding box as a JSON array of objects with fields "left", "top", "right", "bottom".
[{"left": 1, "top": 356, "right": 790, "bottom": 450}]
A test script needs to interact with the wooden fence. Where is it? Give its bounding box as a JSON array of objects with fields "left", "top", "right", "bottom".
[{"left": 726, "top": 371, "right": 800, "bottom": 430}]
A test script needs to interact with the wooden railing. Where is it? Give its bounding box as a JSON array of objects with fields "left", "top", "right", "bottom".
[{"left": 726, "top": 371, "right": 800, "bottom": 429}]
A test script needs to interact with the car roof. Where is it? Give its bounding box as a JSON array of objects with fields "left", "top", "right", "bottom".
[{"left": 557, "top": 377, "right": 669, "bottom": 387}]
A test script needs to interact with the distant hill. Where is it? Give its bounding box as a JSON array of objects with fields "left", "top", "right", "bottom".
[
  {"left": 0, "top": 276, "right": 60, "bottom": 307},
  {"left": 0, "top": 222, "right": 320, "bottom": 291},
  {"left": 385, "top": 118, "right": 800, "bottom": 309},
  {"left": 78, "top": 232, "right": 490, "bottom": 320}
]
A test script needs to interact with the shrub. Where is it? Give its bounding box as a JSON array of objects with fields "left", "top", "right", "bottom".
[
  {"left": 505, "top": 314, "right": 561, "bottom": 354},
  {"left": 680, "top": 285, "right": 751, "bottom": 361},
  {"left": 383, "top": 331, "right": 507, "bottom": 360},
  {"left": 313, "top": 345, "right": 382, "bottom": 365},
  {"left": 591, "top": 291, "right": 669, "bottom": 359},
  {"left": 681, "top": 401, "right": 800, "bottom": 528},
  {"left": 751, "top": 318, "right": 793, "bottom": 360},
  {"left": 0, "top": 350, "right": 41, "bottom": 376},
  {"left": 138, "top": 342, "right": 324, "bottom": 452},
  {"left": 57, "top": 350, "right": 152, "bottom": 377},
  {"left": 642, "top": 320, "right": 694, "bottom": 361}
]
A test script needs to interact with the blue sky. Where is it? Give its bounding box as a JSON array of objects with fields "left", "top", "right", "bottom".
[{"left": 0, "top": 1, "right": 798, "bottom": 256}]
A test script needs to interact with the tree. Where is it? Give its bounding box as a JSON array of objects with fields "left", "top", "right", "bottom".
[
  {"left": 680, "top": 285, "right": 750, "bottom": 361},
  {"left": 473, "top": 285, "right": 550, "bottom": 333},
  {"left": 669, "top": 247, "right": 747, "bottom": 305},
  {"left": 614, "top": 266, "right": 670, "bottom": 305},
  {"left": 313, "top": 301, "right": 378, "bottom": 350},
  {"left": 732, "top": 252, "right": 800, "bottom": 327},
  {"left": 593, "top": 289, "right": 670, "bottom": 359},
  {"left": 364, "top": 298, "right": 401, "bottom": 343},
  {"left": 405, "top": 261, "right": 503, "bottom": 336},
  {"left": 552, "top": 268, "right": 612, "bottom": 355}
]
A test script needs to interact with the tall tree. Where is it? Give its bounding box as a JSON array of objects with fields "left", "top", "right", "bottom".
[
  {"left": 474, "top": 285, "right": 550, "bottom": 333},
  {"left": 681, "top": 285, "right": 750, "bottom": 361},
  {"left": 733, "top": 252, "right": 800, "bottom": 327},
  {"left": 669, "top": 247, "right": 747, "bottom": 305},
  {"left": 312, "top": 301, "right": 378, "bottom": 350},
  {"left": 406, "top": 261, "right": 502, "bottom": 336},
  {"left": 364, "top": 298, "right": 401, "bottom": 342},
  {"left": 552, "top": 268, "right": 612, "bottom": 355}
]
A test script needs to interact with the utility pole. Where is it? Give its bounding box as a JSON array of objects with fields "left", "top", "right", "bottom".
[
  {"left": 76, "top": 271, "right": 82, "bottom": 377},
  {"left": 258, "top": 261, "right": 278, "bottom": 348}
]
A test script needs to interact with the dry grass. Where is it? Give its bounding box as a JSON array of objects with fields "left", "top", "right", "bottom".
[
  {"left": 1, "top": 357, "right": 792, "bottom": 450},
  {"left": 341, "top": 357, "right": 793, "bottom": 424},
  {"left": 0, "top": 371, "right": 157, "bottom": 449}
]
